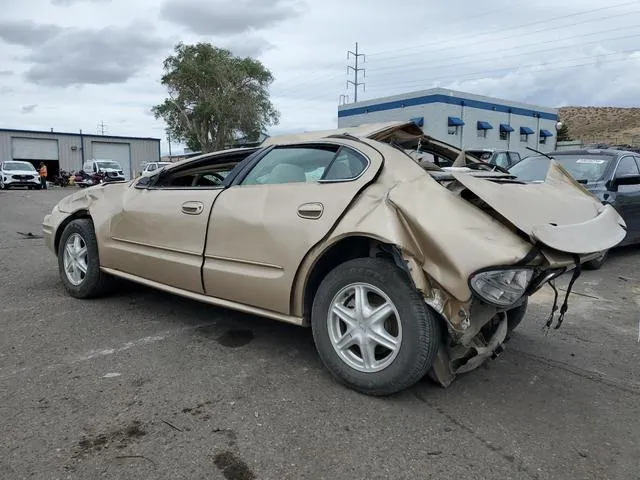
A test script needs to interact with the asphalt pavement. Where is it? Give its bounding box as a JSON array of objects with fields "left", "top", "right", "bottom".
[{"left": 1, "top": 187, "right": 639, "bottom": 480}]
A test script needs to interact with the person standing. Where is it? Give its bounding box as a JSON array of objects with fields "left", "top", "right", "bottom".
[{"left": 39, "top": 162, "right": 48, "bottom": 190}]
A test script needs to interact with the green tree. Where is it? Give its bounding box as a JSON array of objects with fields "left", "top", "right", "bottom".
[
  {"left": 152, "top": 42, "right": 280, "bottom": 152},
  {"left": 556, "top": 122, "right": 572, "bottom": 141}
]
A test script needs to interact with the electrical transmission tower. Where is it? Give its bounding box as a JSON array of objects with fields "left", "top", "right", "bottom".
[
  {"left": 347, "top": 42, "right": 365, "bottom": 103},
  {"left": 97, "top": 120, "right": 108, "bottom": 135}
]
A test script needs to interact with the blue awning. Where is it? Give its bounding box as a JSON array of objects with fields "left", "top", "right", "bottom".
[
  {"left": 477, "top": 121, "right": 493, "bottom": 130},
  {"left": 499, "top": 123, "right": 514, "bottom": 133},
  {"left": 539, "top": 129, "right": 554, "bottom": 137},
  {"left": 520, "top": 126, "right": 535, "bottom": 135},
  {"left": 448, "top": 116, "right": 465, "bottom": 126},
  {"left": 410, "top": 116, "right": 424, "bottom": 127}
]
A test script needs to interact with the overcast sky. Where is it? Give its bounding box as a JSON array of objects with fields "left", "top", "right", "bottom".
[{"left": 1, "top": 0, "right": 639, "bottom": 154}]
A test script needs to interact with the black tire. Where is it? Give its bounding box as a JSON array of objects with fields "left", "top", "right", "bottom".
[
  {"left": 583, "top": 250, "right": 608, "bottom": 270},
  {"left": 57, "top": 218, "right": 114, "bottom": 298},
  {"left": 311, "top": 257, "right": 442, "bottom": 396},
  {"left": 506, "top": 297, "right": 529, "bottom": 334}
]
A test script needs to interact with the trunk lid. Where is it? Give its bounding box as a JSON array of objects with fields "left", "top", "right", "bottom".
[{"left": 452, "top": 160, "right": 627, "bottom": 254}]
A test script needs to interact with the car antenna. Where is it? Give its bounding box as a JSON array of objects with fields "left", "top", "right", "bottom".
[{"left": 526, "top": 146, "right": 554, "bottom": 160}]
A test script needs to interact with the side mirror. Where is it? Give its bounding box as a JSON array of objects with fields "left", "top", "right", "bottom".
[{"left": 609, "top": 174, "right": 640, "bottom": 191}]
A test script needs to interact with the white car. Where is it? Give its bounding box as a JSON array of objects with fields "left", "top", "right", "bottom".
[
  {"left": 82, "top": 160, "right": 126, "bottom": 182},
  {"left": 0, "top": 161, "right": 41, "bottom": 190},
  {"left": 140, "top": 161, "right": 171, "bottom": 176}
]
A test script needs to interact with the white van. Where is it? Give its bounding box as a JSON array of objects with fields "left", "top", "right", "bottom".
[{"left": 82, "top": 159, "right": 126, "bottom": 182}]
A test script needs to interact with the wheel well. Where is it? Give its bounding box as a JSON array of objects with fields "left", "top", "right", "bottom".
[
  {"left": 54, "top": 209, "right": 92, "bottom": 255},
  {"left": 302, "top": 236, "right": 409, "bottom": 322}
]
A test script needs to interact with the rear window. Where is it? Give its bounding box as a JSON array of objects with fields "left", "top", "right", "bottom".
[{"left": 509, "top": 154, "right": 614, "bottom": 183}]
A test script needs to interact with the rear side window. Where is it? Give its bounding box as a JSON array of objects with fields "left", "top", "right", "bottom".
[
  {"left": 615, "top": 156, "right": 640, "bottom": 177},
  {"left": 322, "top": 147, "right": 368, "bottom": 181}
]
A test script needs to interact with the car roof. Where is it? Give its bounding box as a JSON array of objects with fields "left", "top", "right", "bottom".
[
  {"left": 262, "top": 121, "right": 423, "bottom": 146},
  {"left": 545, "top": 149, "right": 626, "bottom": 157}
]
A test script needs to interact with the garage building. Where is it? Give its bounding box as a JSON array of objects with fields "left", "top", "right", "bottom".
[
  {"left": 337, "top": 88, "right": 560, "bottom": 156},
  {"left": 0, "top": 128, "right": 161, "bottom": 180}
]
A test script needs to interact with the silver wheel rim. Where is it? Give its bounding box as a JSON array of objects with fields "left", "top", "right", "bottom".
[
  {"left": 63, "top": 233, "right": 88, "bottom": 286},
  {"left": 327, "top": 282, "right": 402, "bottom": 373}
]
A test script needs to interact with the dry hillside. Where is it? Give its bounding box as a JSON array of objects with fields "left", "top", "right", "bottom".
[{"left": 559, "top": 106, "right": 640, "bottom": 146}]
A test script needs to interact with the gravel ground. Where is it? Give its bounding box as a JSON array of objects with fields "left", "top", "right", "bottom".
[{"left": 1, "top": 187, "right": 639, "bottom": 480}]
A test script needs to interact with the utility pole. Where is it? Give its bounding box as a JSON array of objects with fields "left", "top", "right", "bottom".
[
  {"left": 167, "top": 130, "right": 172, "bottom": 156},
  {"left": 347, "top": 42, "right": 365, "bottom": 103},
  {"left": 97, "top": 120, "right": 107, "bottom": 135}
]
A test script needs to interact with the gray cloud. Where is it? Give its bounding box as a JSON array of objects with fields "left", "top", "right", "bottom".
[
  {"left": 13, "top": 22, "right": 170, "bottom": 87},
  {"left": 160, "top": 0, "right": 305, "bottom": 35},
  {"left": 222, "top": 34, "right": 275, "bottom": 58},
  {"left": 0, "top": 20, "right": 62, "bottom": 47},
  {"left": 0, "top": 70, "right": 11, "bottom": 76},
  {"left": 21, "top": 104, "right": 37, "bottom": 114}
]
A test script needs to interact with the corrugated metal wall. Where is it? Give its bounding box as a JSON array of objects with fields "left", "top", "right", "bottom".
[{"left": 0, "top": 130, "right": 160, "bottom": 176}]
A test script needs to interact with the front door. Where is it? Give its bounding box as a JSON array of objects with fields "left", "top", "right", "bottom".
[
  {"left": 202, "top": 141, "right": 383, "bottom": 314},
  {"left": 105, "top": 181, "right": 223, "bottom": 293}
]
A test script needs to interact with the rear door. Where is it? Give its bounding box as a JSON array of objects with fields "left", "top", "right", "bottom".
[
  {"left": 611, "top": 155, "right": 640, "bottom": 243},
  {"left": 202, "top": 140, "right": 383, "bottom": 314}
]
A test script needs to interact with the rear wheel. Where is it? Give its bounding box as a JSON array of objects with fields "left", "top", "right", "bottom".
[
  {"left": 311, "top": 258, "right": 442, "bottom": 396},
  {"left": 57, "top": 219, "right": 114, "bottom": 298}
]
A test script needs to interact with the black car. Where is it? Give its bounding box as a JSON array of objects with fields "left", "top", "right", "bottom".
[{"left": 508, "top": 149, "right": 640, "bottom": 269}]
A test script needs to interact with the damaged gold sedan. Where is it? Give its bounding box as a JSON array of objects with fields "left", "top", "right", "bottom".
[{"left": 43, "top": 121, "right": 627, "bottom": 395}]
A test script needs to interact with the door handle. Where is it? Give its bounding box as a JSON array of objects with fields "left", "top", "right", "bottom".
[
  {"left": 181, "top": 201, "right": 204, "bottom": 215},
  {"left": 297, "top": 202, "right": 324, "bottom": 219}
]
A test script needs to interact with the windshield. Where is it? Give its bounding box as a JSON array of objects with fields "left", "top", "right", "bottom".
[
  {"left": 3, "top": 161, "right": 37, "bottom": 171},
  {"left": 508, "top": 154, "right": 614, "bottom": 183},
  {"left": 97, "top": 161, "right": 121, "bottom": 170}
]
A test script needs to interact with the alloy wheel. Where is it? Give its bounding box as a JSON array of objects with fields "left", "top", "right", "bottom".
[
  {"left": 63, "top": 233, "right": 88, "bottom": 286},
  {"left": 327, "top": 282, "right": 402, "bottom": 373}
]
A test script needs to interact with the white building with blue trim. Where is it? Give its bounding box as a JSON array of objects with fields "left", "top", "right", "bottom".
[{"left": 337, "top": 88, "right": 559, "bottom": 156}]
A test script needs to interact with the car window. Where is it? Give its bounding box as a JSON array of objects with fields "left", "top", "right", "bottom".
[
  {"left": 241, "top": 146, "right": 339, "bottom": 186},
  {"left": 323, "top": 147, "right": 368, "bottom": 181},
  {"left": 147, "top": 164, "right": 156, "bottom": 171},
  {"left": 508, "top": 152, "right": 521, "bottom": 164},
  {"left": 614, "top": 156, "right": 640, "bottom": 178},
  {"left": 493, "top": 152, "right": 510, "bottom": 168}
]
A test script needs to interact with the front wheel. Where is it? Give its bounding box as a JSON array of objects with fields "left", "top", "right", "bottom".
[
  {"left": 57, "top": 219, "right": 114, "bottom": 298},
  {"left": 311, "top": 258, "right": 442, "bottom": 396}
]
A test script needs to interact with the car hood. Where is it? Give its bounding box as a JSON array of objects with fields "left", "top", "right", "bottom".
[
  {"left": 3, "top": 169, "right": 38, "bottom": 175},
  {"left": 450, "top": 160, "right": 627, "bottom": 254}
]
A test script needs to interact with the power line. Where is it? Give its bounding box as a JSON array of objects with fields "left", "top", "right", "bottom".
[
  {"left": 366, "top": 31, "right": 640, "bottom": 78},
  {"left": 271, "top": 28, "right": 639, "bottom": 100},
  {"left": 365, "top": 0, "right": 640, "bottom": 59},
  {"left": 363, "top": 9, "right": 640, "bottom": 68},
  {"left": 271, "top": 10, "right": 640, "bottom": 98},
  {"left": 364, "top": 49, "right": 639, "bottom": 93},
  {"left": 346, "top": 42, "right": 365, "bottom": 103},
  {"left": 97, "top": 120, "right": 107, "bottom": 135},
  {"left": 273, "top": 49, "right": 639, "bottom": 109}
]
